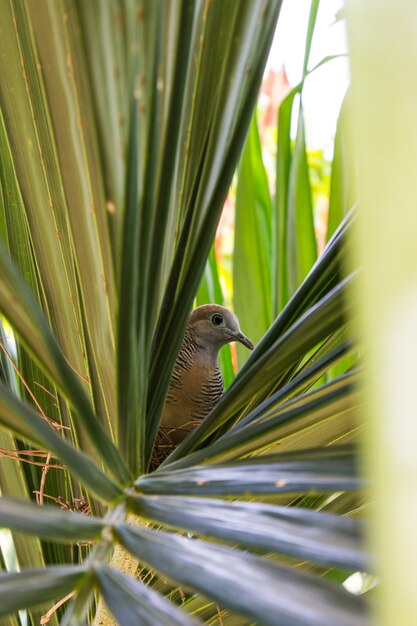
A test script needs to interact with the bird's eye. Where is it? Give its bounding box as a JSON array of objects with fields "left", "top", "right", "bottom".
[{"left": 211, "top": 314, "right": 224, "bottom": 326}]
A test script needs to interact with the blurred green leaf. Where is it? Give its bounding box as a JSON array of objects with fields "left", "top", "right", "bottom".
[
  {"left": 234, "top": 114, "right": 273, "bottom": 367},
  {"left": 327, "top": 90, "right": 357, "bottom": 241},
  {"left": 287, "top": 108, "right": 317, "bottom": 296},
  {"left": 273, "top": 0, "right": 319, "bottom": 315}
]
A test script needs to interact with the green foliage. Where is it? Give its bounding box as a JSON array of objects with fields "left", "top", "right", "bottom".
[{"left": 0, "top": 1, "right": 365, "bottom": 625}]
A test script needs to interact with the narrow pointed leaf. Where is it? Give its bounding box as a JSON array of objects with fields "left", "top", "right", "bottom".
[
  {"left": 0, "top": 383, "right": 122, "bottom": 501},
  {"left": 0, "top": 497, "right": 105, "bottom": 542},
  {"left": 0, "top": 566, "right": 87, "bottom": 618},
  {"left": 231, "top": 339, "right": 354, "bottom": 433},
  {"left": 327, "top": 90, "right": 356, "bottom": 241},
  {"left": 302, "top": 0, "right": 320, "bottom": 77},
  {"left": 95, "top": 566, "right": 201, "bottom": 626},
  {"left": 0, "top": 245, "right": 130, "bottom": 483},
  {"left": 116, "top": 524, "right": 369, "bottom": 626},
  {"left": 273, "top": 0, "right": 319, "bottom": 312},
  {"left": 146, "top": 0, "right": 283, "bottom": 461},
  {"left": 129, "top": 494, "right": 367, "bottom": 571},
  {"left": 287, "top": 107, "right": 317, "bottom": 297},
  {"left": 117, "top": 96, "right": 143, "bottom": 472},
  {"left": 168, "top": 369, "right": 359, "bottom": 467},
  {"left": 137, "top": 446, "right": 359, "bottom": 496},
  {"left": 274, "top": 87, "right": 295, "bottom": 313},
  {"left": 234, "top": 114, "right": 273, "bottom": 366}
]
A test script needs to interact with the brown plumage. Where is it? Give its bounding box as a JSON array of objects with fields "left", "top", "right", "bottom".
[{"left": 160, "top": 304, "right": 253, "bottom": 447}]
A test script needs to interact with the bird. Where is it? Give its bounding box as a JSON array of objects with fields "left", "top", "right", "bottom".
[{"left": 160, "top": 304, "right": 254, "bottom": 448}]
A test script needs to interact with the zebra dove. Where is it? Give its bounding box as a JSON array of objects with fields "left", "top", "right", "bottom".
[{"left": 160, "top": 304, "right": 253, "bottom": 446}]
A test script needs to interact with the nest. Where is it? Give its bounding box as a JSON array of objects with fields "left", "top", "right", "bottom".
[
  {"left": 150, "top": 421, "right": 198, "bottom": 471},
  {"left": 150, "top": 427, "right": 178, "bottom": 471}
]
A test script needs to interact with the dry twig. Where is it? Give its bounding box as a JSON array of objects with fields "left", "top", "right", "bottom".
[
  {"left": 0, "top": 447, "right": 64, "bottom": 469},
  {"left": 40, "top": 592, "right": 75, "bottom": 624}
]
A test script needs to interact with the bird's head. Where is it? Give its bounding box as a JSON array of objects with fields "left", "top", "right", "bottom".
[{"left": 188, "top": 304, "right": 254, "bottom": 352}]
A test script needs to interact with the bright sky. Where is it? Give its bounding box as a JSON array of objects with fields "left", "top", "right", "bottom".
[{"left": 266, "top": 0, "right": 350, "bottom": 153}]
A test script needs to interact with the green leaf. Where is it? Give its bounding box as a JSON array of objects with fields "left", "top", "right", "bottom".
[
  {"left": 137, "top": 445, "right": 360, "bottom": 496},
  {"left": 0, "top": 612, "right": 20, "bottom": 626},
  {"left": 0, "top": 0, "right": 117, "bottom": 446},
  {"left": 0, "top": 244, "right": 130, "bottom": 484},
  {"left": 0, "top": 317, "right": 17, "bottom": 393},
  {"left": 0, "top": 383, "right": 122, "bottom": 502},
  {"left": 302, "top": 1, "right": 320, "bottom": 77},
  {"left": 129, "top": 494, "right": 367, "bottom": 572},
  {"left": 273, "top": 0, "right": 319, "bottom": 315},
  {"left": 257, "top": 209, "right": 355, "bottom": 373},
  {"left": 327, "top": 90, "right": 356, "bottom": 241},
  {"left": 274, "top": 88, "right": 298, "bottom": 313},
  {"left": 286, "top": 106, "right": 317, "bottom": 297},
  {"left": 0, "top": 566, "right": 87, "bottom": 618},
  {"left": 116, "top": 524, "right": 369, "bottom": 626},
  {"left": 145, "top": 0, "right": 284, "bottom": 463},
  {"left": 176, "top": 368, "right": 359, "bottom": 467},
  {"left": 95, "top": 566, "right": 201, "bottom": 626},
  {"left": 232, "top": 338, "right": 354, "bottom": 433},
  {"left": 15, "top": 0, "right": 117, "bottom": 426},
  {"left": 234, "top": 113, "right": 273, "bottom": 366},
  {"left": 117, "top": 95, "right": 144, "bottom": 473},
  {"left": 75, "top": 0, "right": 133, "bottom": 232},
  {"left": 0, "top": 497, "right": 105, "bottom": 542},
  {"left": 0, "top": 109, "right": 92, "bottom": 548}
]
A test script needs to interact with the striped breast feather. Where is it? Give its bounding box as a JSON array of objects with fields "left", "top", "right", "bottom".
[
  {"left": 168, "top": 327, "right": 198, "bottom": 391},
  {"left": 190, "top": 367, "right": 224, "bottom": 420}
]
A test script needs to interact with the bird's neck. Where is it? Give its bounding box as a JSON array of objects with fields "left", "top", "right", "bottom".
[{"left": 186, "top": 327, "right": 220, "bottom": 368}]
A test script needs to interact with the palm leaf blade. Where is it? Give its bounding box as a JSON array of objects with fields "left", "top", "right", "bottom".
[
  {"left": 95, "top": 566, "right": 201, "bottom": 626},
  {"left": 137, "top": 446, "right": 360, "bottom": 495},
  {"left": 116, "top": 524, "right": 369, "bottom": 626},
  {"left": 0, "top": 383, "right": 122, "bottom": 501},
  {"left": 0, "top": 497, "right": 105, "bottom": 542},
  {"left": 129, "top": 495, "right": 367, "bottom": 571},
  {"left": 0, "top": 566, "right": 87, "bottom": 618}
]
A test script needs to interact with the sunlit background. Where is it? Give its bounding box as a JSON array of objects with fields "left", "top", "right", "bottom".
[
  {"left": 268, "top": 0, "right": 348, "bottom": 151},
  {"left": 215, "top": 0, "right": 349, "bottom": 306}
]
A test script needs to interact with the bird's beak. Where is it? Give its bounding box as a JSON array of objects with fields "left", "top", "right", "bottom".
[{"left": 229, "top": 330, "right": 254, "bottom": 350}]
